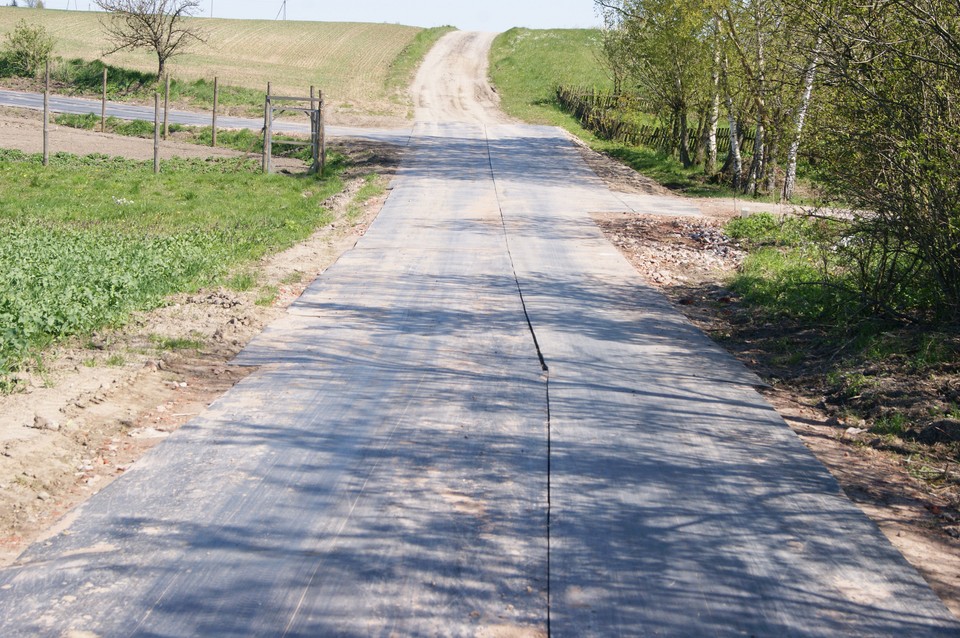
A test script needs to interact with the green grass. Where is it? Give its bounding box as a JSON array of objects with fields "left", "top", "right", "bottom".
[
  {"left": 49, "top": 58, "right": 268, "bottom": 113},
  {"left": 53, "top": 114, "right": 314, "bottom": 160},
  {"left": 490, "top": 28, "right": 611, "bottom": 127},
  {"left": 150, "top": 335, "right": 204, "bottom": 352},
  {"left": 0, "top": 149, "right": 344, "bottom": 384},
  {"left": 347, "top": 174, "right": 386, "bottom": 220}
]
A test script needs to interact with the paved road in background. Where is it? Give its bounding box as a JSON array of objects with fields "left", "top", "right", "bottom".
[
  {"left": 0, "top": 87, "right": 412, "bottom": 144},
  {"left": 1, "top": 32, "right": 958, "bottom": 636}
]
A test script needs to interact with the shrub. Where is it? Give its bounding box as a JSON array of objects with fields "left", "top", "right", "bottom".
[{"left": 3, "top": 20, "right": 55, "bottom": 78}]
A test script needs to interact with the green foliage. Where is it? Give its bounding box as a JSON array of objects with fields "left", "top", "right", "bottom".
[
  {"left": 872, "top": 412, "right": 907, "bottom": 436},
  {"left": 0, "top": 150, "right": 344, "bottom": 383},
  {"left": 52, "top": 58, "right": 156, "bottom": 94},
  {"left": 490, "top": 28, "right": 612, "bottom": 126},
  {"left": 2, "top": 19, "right": 55, "bottom": 77},
  {"left": 725, "top": 212, "right": 823, "bottom": 248},
  {"left": 804, "top": 0, "right": 960, "bottom": 322},
  {"left": 49, "top": 58, "right": 266, "bottom": 111}
]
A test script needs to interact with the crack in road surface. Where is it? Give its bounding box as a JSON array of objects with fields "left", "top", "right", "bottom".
[{"left": 0, "top": 30, "right": 958, "bottom": 638}]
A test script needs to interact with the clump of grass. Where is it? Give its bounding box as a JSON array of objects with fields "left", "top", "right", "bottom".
[
  {"left": 347, "top": 174, "right": 385, "bottom": 220},
  {"left": 225, "top": 271, "right": 257, "bottom": 292},
  {"left": 150, "top": 335, "right": 204, "bottom": 352},
  {"left": 255, "top": 286, "right": 279, "bottom": 307}
]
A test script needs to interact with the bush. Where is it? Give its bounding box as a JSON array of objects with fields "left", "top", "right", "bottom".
[{"left": 2, "top": 19, "right": 55, "bottom": 78}]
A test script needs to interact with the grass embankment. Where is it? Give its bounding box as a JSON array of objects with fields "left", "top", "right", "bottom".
[
  {"left": 489, "top": 28, "right": 736, "bottom": 197},
  {"left": 724, "top": 212, "right": 960, "bottom": 464},
  {"left": 0, "top": 8, "right": 432, "bottom": 119},
  {"left": 53, "top": 112, "right": 314, "bottom": 160},
  {"left": 0, "top": 150, "right": 345, "bottom": 388}
]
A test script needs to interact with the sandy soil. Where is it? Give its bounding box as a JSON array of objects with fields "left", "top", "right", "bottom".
[
  {"left": 411, "top": 31, "right": 512, "bottom": 125},
  {"left": 0, "top": 114, "right": 403, "bottom": 565}
]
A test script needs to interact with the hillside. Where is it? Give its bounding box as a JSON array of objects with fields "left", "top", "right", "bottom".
[
  {"left": 0, "top": 7, "right": 448, "bottom": 124},
  {"left": 489, "top": 28, "right": 609, "bottom": 126}
]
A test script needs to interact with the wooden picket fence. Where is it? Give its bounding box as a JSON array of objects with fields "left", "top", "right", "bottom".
[{"left": 555, "top": 85, "right": 755, "bottom": 155}]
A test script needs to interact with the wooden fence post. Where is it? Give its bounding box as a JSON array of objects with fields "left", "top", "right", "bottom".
[
  {"left": 153, "top": 92, "right": 160, "bottom": 174},
  {"left": 101, "top": 67, "right": 107, "bottom": 133},
  {"left": 42, "top": 60, "right": 50, "bottom": 166},
  {"left": 262, "top": 82, "right": 272, "bottom": 174},
  {"left": 212, "top": 76, "right": 219, "bottom": 148},
  {"left": 319, "top": 89, "right": 325, "bottom": 172},
  {"left": 163, "top": 74, "right": 170, "bottom": 140},
  {"left": 309, "top": 85, "right": 320, "bottom": 174}
]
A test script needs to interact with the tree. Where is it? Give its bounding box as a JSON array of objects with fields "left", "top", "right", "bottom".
[
  {"left": 597, "top": 0, "right": 714, "bottom": 167},
  {"left": 3, "top": 19, "right": 55, "bottom": 77},
  {"left": 94, "top": 0, "right": 205, "bottom": 77}
]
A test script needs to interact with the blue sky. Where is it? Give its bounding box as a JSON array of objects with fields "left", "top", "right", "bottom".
[{"left": 190, "top": 1, "right": 599, "bottom": 33}]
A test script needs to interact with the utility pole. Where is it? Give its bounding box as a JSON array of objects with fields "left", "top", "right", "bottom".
[{"left": 275, "top": 0, "right": 286, "bottom": 20}]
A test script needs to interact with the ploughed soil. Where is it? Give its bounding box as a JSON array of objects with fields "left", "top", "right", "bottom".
[{"left": 578, "top": 140, "right": 960, "bottom": 618}]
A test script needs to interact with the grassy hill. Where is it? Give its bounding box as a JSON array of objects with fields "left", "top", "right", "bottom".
[
  {"left": 0, "top": 8, "right": 450, "bottom": 123},
  {"left": 489, "top": 28, "right": 610, "bottom": 127}
]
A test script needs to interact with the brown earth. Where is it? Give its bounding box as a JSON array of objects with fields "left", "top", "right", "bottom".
[{"left": 0, "top": 112, "right": 403, "bottom": 566}]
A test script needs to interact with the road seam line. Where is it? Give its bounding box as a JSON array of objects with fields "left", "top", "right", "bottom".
[{"left": 482, "top": 124, "right": 553, "bottom": 637}]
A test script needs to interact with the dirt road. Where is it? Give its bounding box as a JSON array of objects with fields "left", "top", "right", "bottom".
[
  {"left": 411, "top": 31, "right": 510, "bottom": 124},
  {"left": 0, "top": 31, "right": 958, "bottom": 637}
]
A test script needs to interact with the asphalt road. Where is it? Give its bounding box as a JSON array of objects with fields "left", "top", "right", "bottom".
[
  {"left": 1, "top": 33, "right": 958, "bottom": 636},
  {"left": 0, "top": 87, "right": 413, "bottom": 144}
]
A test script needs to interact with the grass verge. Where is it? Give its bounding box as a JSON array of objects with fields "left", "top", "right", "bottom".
[
  {"left": 0, "top": 149, "right": 344, "bottom": 388},
  {"left": 53, "top": 113, "right": 314, "bottom": 160},
  {"left": 722, "top": 212, "right": 960, "bottom": 461}
]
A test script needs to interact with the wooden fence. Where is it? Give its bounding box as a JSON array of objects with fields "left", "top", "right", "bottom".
[{"left": 555, "top": 86, "right": 755, "bottom": 155}]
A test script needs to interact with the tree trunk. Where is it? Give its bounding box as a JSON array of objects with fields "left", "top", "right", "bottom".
[
  {"left": 783, "top": 38, "right": 821, "bottom": 201},
  {"left": 679, "top": 109, "right": 692, "bottom": 167},
  {"left": 721, "top": 58, "right": 742, "bottom": 190},
  {"left": 765, "top": 128, "right": 778, "bottom": 195},
  {"left": 746, "top": 121, "right": 764, "bottom": 195},
  {"left": 706, "top": 19, "right": 721, "bottom": 176}
]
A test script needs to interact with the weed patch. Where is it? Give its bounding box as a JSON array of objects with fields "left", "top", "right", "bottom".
[{"left": 0, "top": 150, "right": 344, "bottom": 385}]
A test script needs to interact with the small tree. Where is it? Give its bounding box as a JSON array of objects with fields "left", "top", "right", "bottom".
[
  {"left": 94, "top": 0, "right": 205, "bottom": 77},
  {"left": 3, "top": 20, "right": 55, "bottom": 77}
]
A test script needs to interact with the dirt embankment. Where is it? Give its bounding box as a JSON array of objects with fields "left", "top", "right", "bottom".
[{"left": 0, "top": 114, "right": 404, "bottom": 566}]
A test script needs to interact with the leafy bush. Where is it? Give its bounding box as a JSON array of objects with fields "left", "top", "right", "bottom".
[{"left": 2, "top": 19, "right": 55, "bottom": 77}]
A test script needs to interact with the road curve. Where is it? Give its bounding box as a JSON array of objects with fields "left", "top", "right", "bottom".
[{"left": 0, "top": 31, "right": 958, "bottom": 637}]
